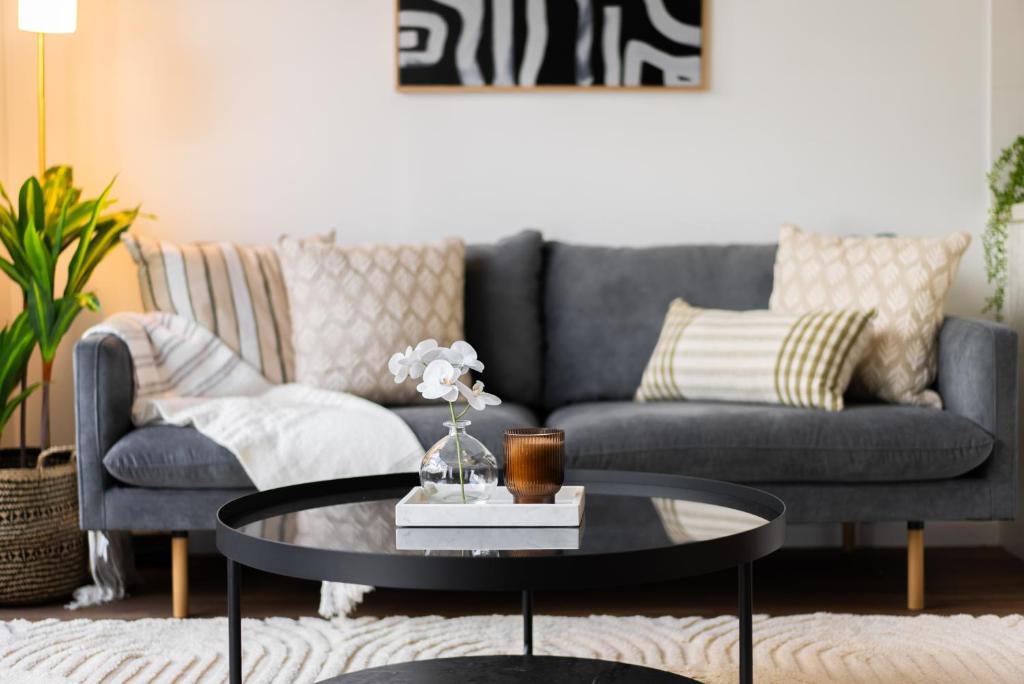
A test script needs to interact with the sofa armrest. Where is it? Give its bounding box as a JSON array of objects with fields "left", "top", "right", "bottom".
[
  {"left": 936, "top": 315, "right": 1018, "bottom": 519},
  {"left": 74, "top": 334, "right": 135, "bottom": 530}
]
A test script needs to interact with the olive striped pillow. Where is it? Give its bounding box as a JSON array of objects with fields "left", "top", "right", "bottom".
[
  {"left": 635, "top": 300, "right": 875, "bottom": 411},
  {"left": 122, "top": 235, "right": 294, "bottom": 384}
]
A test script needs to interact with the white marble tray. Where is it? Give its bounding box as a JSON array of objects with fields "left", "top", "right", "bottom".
[
  {"left": 396, "top": 526, "right": 581, "bottom": 550},
  {"left": 395, "top": 486, "right": 584, "bottom": 527}
]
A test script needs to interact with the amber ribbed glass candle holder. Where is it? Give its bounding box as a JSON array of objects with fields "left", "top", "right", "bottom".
[{"left": 504, "top": 428, "right": 565, "bottom": 504}]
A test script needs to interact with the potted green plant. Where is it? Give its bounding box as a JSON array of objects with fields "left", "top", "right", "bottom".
[
  {"left": 982, "top": 136, "right": 1024, "bottom": 321},
  {"left": 0, "top": 166, "right": 138, "bottom": 603},
  {"left": 0, "top": 166, "right": 139, "bottom": 449}
]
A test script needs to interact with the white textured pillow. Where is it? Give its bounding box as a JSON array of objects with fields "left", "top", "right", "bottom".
[
  {"left": 769, "top": 225, "right": 970, "bottom": 407},
  {"left": 635, "top": 300, "right": 875, "bottom": 411},
  {"left": 277, "top": 237, "right": 465, "bottom": 404}
]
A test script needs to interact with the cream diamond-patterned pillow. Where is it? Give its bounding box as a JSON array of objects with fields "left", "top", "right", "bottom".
[
  {"left": 277, "top": 236, "right": 465, "bottom": 404},
  {"left": 769, "top": 225, "right": 970, "bottom": 408}
]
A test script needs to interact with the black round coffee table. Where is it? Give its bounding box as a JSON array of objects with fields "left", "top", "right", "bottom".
[{"left": 217, "top": 469, "right": 786, "bottom": 683}]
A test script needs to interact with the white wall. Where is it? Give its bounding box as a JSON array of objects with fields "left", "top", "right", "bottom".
[{"left": 0, "top": 1, "right": 1014, "bottom": 546}]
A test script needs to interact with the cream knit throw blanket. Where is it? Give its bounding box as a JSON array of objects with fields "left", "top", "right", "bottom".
[{"left": 76, "top": 312, "right": 422, "bottom": 616}]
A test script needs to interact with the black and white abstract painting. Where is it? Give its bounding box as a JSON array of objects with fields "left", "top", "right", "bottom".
[{"left": 396, "top": 0, "right": 705, "bottom": 90}]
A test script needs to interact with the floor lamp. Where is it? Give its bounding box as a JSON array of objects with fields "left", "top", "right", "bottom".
[
  {"left": 15, "top": 0, "right": 77, "bottom": 453},
  {"left": 18, "top": 0, "right": 78, "bottom": 179}
]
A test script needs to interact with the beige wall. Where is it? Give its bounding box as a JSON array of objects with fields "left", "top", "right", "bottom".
[
  {"left": 0, "top": 0, "right": 1012, "bottom": 547},
  {"left": 0, "top": 6, "right": 12, "bottom": 447},
  {"left": 0, "top": 2, "right": 8, "bottom": 321}
]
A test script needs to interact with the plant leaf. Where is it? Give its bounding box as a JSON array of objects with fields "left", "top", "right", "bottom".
[
  {"left": 22, "top": 222, "right": 53, "bottom": 299},
  {"left": 0, "top": 258, "right": 29, "bottom": 291}
]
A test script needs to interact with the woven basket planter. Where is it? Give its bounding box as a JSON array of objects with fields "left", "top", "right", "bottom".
[{"left": 0, "top": 446, "right": 86, "bottom": 605}]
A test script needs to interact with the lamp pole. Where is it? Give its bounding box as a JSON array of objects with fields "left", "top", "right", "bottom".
[
  {"left": 19, "top": 0, "right": 79, "bottom": 178},
  {"left": 36, "top": 32, "right": 45, "bottom": 178},
  {"left": 17, "top": 0, "right": 77, "bottom": 458}
]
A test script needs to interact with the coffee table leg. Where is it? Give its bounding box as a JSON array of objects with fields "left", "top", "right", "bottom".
[
  {"left": 738, "top": 561, "right": 753, "bottom": 684},
  {"left": 228, "top": 559, "right": 242, "bottom": 684},
  {"left": 522, "top": 589, "right": 533, "bottom": 656}
]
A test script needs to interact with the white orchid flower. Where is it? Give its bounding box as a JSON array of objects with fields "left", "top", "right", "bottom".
[
  {"left": 448, "top": 340, "right": 485, "bottom": 373},
  {"left": 459, "top": 380, "right": 502, "bottom": 411},
  {"left": 387, "top": 346, "right": 415, "bottom": 383},
  {"left": 389, "top": 339, "right": 444, "bottom": 382},
  {"left": 416, "top": 359, "right": 461, "bottom": 402},
  {"left": 413, "top": 339, "right": 439, "bottom": 360},
  {"left": 408, "top": 339, "right": 441, "bottom": 378}
]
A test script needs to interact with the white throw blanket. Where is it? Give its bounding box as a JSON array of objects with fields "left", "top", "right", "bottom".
[{"left": 76, "top": 312, "right": 423, "bottom": 615}]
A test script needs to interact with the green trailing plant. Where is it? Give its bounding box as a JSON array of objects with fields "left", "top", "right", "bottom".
[
  {"left": 0, "top": 312, "right": 38, "bottom": 450},
  {"left": 0, "top": 166, "right": 139, "bottom": 449},
  {"left": 982, "top": 136, "right": 1024, "bottom": 321}
]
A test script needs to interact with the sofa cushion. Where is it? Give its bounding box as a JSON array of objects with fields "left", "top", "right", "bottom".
[
  {"left": 546, "top": 401, "right": 993, "bottom": 483},
  {"left": 544, "top": 242, "right": 777, "bottom": 409},
  {"left": 122, "top": 235, "right": 297, "bottom": 384},
  {"left": 278, "top": 236, "right": 465, "bottom": 404},
  {"left": 104, "top": 426, "right": 252, "bottom": 490},
  {"left": 103, "top": 403, "right": 540, "bottom": 489},
  {"left": 635, "top": 300, "right": 875, "bottom": 411},
  {"left": 391, "top": 403, "right": 539, "bottom": 467},
  {"left": 465, "top": 231, "right": 544, "bottom": 407},
  {"left": 770, "top": 225, "right": 971, "bottom": 408}
]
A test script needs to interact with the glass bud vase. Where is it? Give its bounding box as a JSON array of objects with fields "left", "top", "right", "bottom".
[{"left": 420, "top": 420, "right": 498, "bottom": 504}]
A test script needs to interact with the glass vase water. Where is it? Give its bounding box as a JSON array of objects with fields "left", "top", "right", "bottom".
[{"left": 419, "top": 420, "right": 498, "bottom": 504}]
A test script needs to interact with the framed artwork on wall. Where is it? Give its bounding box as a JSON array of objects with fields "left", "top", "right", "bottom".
[{"left": 395, "top": 0, "right": 707, "bottom": 92}]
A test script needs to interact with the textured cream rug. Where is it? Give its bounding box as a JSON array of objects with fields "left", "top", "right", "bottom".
[{"left": 1, "top": 613, "right": 1022, "bottom": 683}]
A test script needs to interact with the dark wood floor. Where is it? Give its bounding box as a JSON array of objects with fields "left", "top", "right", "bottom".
[{"left": 3, "top": 541, "right": 1023, "bottom": 621}]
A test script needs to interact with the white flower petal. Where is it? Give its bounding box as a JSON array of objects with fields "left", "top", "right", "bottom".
[
  {"left": 387, "top": 352, "right": 405, "bottom": 375},
  {"left": 450, "top": 340, "right": 476, "bottom": 357},
  {"left": 419, "top": 348, "right": 446, "bottom": 364},
  {"left": 415, "top": 339, "right": 438, "bottom": 354},
  {"left": 418, "top": 382, "right": 450, "bottom": 400},
  {"left": 437, "top": 347, "right": 464, "bottom": 365},
  {"left": 456, "top": 380, "right": 482, "bottom": 409},
  {"left": 422, "top": 359, "right": 455, "bottom": 384}
]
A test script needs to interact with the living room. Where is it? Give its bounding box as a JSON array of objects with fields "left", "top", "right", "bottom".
[{"left": 1, "top": 0, "right": 1023, "bottom": 682}]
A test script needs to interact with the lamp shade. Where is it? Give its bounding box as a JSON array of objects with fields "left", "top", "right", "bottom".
[{"left": 18, "top": 0, "right": 77, "bottom": 34}]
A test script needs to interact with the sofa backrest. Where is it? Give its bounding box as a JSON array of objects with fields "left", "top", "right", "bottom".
[
  {"left": 465, "top": 230, "right": 545, "bottom": 408},
  {"left": 543, "top": 241, "right": 778, "bottom": 409}
]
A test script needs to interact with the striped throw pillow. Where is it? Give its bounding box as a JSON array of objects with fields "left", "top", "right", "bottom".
[
  {"left": 635, "top": 300, "right": 875, "bottom": 411},
  {"left": 122, "top": 234, "right": 294, "bottom": 384}
]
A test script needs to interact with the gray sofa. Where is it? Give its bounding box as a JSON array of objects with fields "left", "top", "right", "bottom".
[{"left": 75, "top": 230, "right": 1018, "bottom": 614}]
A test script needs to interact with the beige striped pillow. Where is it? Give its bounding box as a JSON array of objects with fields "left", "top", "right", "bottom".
[
  {"left": 122, "top": 234, "right": 294, "bottom": 384},
  {"left": 635, "top": 300, "right": 876, "bottom": 411}
]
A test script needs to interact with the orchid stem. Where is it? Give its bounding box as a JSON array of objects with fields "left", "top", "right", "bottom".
[
  {"left": 456, "top": 403, "right": 471, "bottom": 420},
  {"left": 448, "top": 401, "right": 466, "bottom": 503}
]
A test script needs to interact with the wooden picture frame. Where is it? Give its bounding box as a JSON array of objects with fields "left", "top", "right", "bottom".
[{"left": 395, "top": 0, "right": 709, "bottom": 93}]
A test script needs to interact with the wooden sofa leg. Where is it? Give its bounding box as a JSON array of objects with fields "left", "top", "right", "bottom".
[
  {"left": 172, "top": 531, "right": 189, "bottom": 618},
  {"left": 841, "top": 522, "right": 856, "bottom": 553},
  {"left": 907, "top": 521, "right": 924, "bottom": 611}
]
